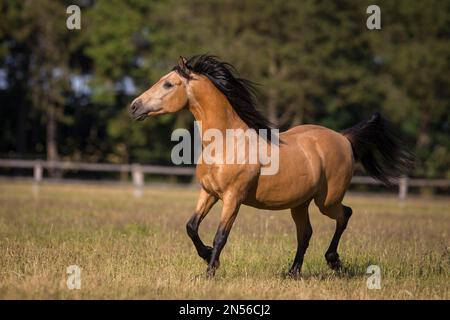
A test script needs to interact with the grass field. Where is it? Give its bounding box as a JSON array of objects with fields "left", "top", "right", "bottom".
[{"left": 0, "top": 181, "right": 448, "bottom": 299}]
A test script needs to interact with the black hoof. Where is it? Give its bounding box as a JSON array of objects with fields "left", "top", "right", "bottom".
[
  {"left": 206, "top": 268, "right": 215, "bottom": 278},
  {"left": 287, "top": 269, "right": 301, "bottom": 279},
  {"left": 325, "top": 252, "right": 342, "bottom": 270},
  {"left": 206, "top": 260, "right": 220, "bottom": 277}
]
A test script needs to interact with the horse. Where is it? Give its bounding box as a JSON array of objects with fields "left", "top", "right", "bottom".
[{"left": 129, "top": 55, "right": 412, "bottom": 277}]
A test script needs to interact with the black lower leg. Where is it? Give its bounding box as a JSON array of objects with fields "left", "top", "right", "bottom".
[
  {"left": 288, "top": 252, "right": 304, "bottom": 277},
  {"left": 289, "top": 229, "right": 312, "bottom": 277},
  {"left": 206, "top": 227, "right": 229, "bottom": 277},
  {"left": 186, "top": 215, "right": 212, "bottom": 262},
  {"left": 325, "top": 205, "right": 352, "bottom": 270},
  {"left": 289, "top": 208, "right": 312, "bottom": 277},
  {"left": 205, "top": 200, "right": 239, "bottom": 277}
]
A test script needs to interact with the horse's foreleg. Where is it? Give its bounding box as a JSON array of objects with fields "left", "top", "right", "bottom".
[
  {"left": 323, "top": 204, "right": 353, "bottom": 270},
  {"left": 288, "top": 202, "right": 312, "bottom": 278},
  {"left": 186, "top": 189, "right": 218, "bottom": 263},
  {"left": 206, "top": 195, "right": 240, "bottom": 277}
]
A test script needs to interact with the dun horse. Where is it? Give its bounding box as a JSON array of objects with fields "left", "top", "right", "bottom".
[{"left": 129, "top": 55, "right": 411, "bottom": 277}]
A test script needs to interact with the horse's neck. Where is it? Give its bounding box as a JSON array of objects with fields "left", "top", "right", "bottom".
[{"left": 188, "top": 81, "right": 248, "bottom": 137}]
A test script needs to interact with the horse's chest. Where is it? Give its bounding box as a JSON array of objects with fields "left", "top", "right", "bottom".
[
  {"left": 196, "top": 163, "right": 258, "bottom": 199},
  {"left": 196, "top": 165, "right": 224, "bottom": 197}
]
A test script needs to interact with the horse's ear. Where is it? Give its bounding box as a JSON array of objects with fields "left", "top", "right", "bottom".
[
  {"left": 178, "top": 56, "right": 188, "bottom": 71},
  {"left": 176, "top": 56, "right": 192, "bottom": 79}
]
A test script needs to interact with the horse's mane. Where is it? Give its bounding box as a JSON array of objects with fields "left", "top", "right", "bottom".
[{"left": 173, "top": 55, "right": 274, "bottom": 135}]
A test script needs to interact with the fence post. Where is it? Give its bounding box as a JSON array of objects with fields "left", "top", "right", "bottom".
[
  {"left": 34, "top": 161, "right": 43, "bottom": 183},
  {"left": 132, "top": 164, "right": 144, "bottom": 188},
  {"left": 399, "top": 176, "right": 408, "bottom": 200}
]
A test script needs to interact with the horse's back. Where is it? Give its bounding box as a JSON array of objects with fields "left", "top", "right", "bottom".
[{"left": 281, "top": 124, "right": 328, "bottom": 137}]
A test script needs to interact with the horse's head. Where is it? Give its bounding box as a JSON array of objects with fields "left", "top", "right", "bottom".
[{"left": 129, "top": 57, "right": 191, "bottom": 120}]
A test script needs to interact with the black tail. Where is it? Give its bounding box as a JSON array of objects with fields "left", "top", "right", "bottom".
[{"left": 342, "top": 112, "right": 414, "bottom": 186}]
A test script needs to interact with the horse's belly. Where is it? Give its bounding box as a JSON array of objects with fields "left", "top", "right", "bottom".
[
  {"left": 243, "top": 142, "right": 321, "bottom": 210},
  {"left": 243, "top": 172, "right": 317, "bottom": 210}
]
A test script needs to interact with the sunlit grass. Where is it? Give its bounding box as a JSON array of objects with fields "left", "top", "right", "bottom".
[{"left": 0, "top": 181, "right": 448, "bottom": 299}]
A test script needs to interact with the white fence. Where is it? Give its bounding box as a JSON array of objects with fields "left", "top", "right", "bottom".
[{"left": 0, "top": 159, "right": 449, "bottom": 199}]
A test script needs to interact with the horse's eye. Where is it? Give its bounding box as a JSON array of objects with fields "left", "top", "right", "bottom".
[{"left": 163, "top": 81, "right": 174, "bottom": 89}]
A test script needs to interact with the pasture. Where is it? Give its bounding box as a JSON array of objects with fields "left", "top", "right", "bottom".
[{"left": 0, "top": 181, "right": 448, "bottom": 299}]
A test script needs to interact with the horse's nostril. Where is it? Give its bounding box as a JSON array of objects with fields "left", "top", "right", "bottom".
[{"left": 130, "top": 99, "right": 142, "bottom": 114}]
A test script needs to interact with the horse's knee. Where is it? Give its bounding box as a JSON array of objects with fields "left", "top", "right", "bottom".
[{"left": 186, "top": 216, "right": 198, "bottom": 239}]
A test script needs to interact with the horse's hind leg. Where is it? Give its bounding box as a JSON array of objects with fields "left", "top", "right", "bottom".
[
  {"left": 319, "top": 203, "right": 353, "bottom": 270},
  {"left": 186, "top": 188, "right": 218, "bottom": 263},
  {"left": 288, "top": 201, "right": 313, "bottom": 278}
]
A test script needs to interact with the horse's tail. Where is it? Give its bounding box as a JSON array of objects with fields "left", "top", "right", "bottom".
[{"left": 342, "top": 112, "right": 414, "bottom": 186}]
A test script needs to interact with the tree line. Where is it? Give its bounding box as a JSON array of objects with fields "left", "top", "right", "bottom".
[{"left": 0, "top": 0, "right": 449, "bottom": 179}]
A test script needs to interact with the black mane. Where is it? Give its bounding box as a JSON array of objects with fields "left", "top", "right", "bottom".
[{"left": 174, "top": 55, "right": 274, "bottom": 136}]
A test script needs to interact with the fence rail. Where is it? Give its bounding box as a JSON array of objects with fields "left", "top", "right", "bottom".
[{"left": 0, "top": 159, "right": 448, "bottom": 199}]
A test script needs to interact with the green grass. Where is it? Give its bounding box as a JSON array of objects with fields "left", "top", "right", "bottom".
[{"left": 0, "top": 181, "right": 448, "bottom": 299}]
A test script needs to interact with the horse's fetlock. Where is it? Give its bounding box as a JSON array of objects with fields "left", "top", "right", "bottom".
[{"left": 325, "top": 252, "right": 339, "bottom": 262}]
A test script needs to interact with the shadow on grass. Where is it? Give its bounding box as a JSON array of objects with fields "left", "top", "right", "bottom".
[
  {"left": 186, "top": 258, "right": 374, "bottom": 281},
  {"left": 281, "top": 262, "right": 370, "bottom": 280}
]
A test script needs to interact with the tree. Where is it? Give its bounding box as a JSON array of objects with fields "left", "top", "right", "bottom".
[
  {"left": 368, "top": 0, "right": 450, "bottom": 178},
  {"left": 0, "top": 0, "right": 448, "bottom": 180},
  {"left": 0, "top": 0, "right": 74, "bottom": 169}
]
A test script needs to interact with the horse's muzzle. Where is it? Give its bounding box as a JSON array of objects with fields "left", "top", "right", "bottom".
[
  {"left": 129, "top": 99, "right": 147, "bottom": 121},
  {"left": 129, "top": 98, "right": 142, "bottom": 114}
]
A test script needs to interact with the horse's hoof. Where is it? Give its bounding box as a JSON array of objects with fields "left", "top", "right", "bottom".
[
  {"left": 206, "top": 267, "right": 216, "bottom": 278},
  {"left": 205, "top": 259, "right": 220, "bottom": 277},
  {"left": 287, "top": 270, "right": 301, "bottom": 279},
  {"left": 325, "top": 252, "right": 342, "bottom": 270},
  {"left": 327, "top": 259, "right": 342, "bottom": 271}
]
